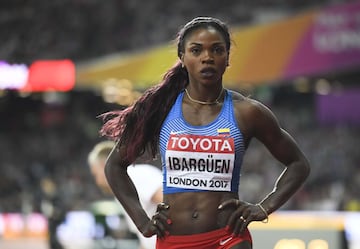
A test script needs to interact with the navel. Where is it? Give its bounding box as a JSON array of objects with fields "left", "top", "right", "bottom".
[{"left": 192, "top": 210, "right": 199, "bottom": 219}]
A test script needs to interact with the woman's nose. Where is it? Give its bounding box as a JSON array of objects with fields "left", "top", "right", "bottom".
[
  {"left": 202, "top": 50, "right": 214, "bottom": 62},
  {"left": 202, "top": 51, "right": 214, "bottom": 64}
]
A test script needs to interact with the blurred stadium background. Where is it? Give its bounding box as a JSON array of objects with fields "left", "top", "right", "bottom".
[{"left": 1, "top": 0, "right": 360, "bottom": 248}]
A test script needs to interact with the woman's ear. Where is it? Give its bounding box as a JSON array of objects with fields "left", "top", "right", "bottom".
[{"left": 180, "top": 53, "right": 185, "bottom": 68}]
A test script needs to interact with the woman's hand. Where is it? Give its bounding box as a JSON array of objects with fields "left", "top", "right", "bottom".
[
  {"left": 218, "top": 199, "right": 268, "bottom": 236},
  {"left": 142, "top": 202, "right": 171, "bottom": 238}
]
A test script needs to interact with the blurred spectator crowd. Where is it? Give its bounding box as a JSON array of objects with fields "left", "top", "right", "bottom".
[
  {"left": 0, "top": 89, "right": 359, "bottom": 214},
  {"left": 0, "top": 0, "right": 353, "bottom": 64},
  {"left": 0, "top": 91, "right": 109, "bottom": 214}
]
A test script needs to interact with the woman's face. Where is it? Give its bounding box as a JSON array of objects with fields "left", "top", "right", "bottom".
[{"left": 182, "top": 27, "right": 229, "bottom": 86}]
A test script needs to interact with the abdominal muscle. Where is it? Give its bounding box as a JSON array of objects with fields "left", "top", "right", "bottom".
[{"left": 164, "top": 191, "right": 238, "bottom": 235}]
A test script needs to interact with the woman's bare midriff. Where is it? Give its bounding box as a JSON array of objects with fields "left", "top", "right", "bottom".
[{"left": 163, "top": 191, "right": 238, "bottom": 235}]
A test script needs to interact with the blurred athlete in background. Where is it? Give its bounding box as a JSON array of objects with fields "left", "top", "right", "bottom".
[{"left": 88, "top": 141, "right": 162, "bottom": 249}]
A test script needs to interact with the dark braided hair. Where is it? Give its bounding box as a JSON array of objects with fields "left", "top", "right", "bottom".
[{"left": 100, "top": 17, "right": 231, "bottom": 163}]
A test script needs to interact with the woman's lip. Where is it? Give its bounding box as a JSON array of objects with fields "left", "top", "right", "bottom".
[
  {"left": 200, "top": 67, "right": 216, "bottom": 74},
  {"left": 201, "top": 71, "right": 216, "bottom": 77},
  {"left": 200, "top": 68, "right": 217, "bottom": 77}
]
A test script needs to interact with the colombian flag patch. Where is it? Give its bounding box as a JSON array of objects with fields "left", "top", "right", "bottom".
[{"left": 217, "top": 128, "right": 230, "bottom": 136}]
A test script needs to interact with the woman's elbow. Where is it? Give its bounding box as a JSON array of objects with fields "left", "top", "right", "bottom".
[{"left": 299, "top": 157, "right": 311, "bottom": 181}]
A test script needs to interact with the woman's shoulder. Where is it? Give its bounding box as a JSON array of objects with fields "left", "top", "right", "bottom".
[
  {"left": 229, "top": 90, "right": 264, "bottom": 111},
  {"left": 229, "top": 90, "right": 274, "bottom": 128}
]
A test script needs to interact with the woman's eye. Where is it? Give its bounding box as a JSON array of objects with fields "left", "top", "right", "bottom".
[
  {"left": 191, "top": 48, "right": 201, "bottom": 54},
  {"left": 213, "top": 47, "right": 225, "bottom": 54}
]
